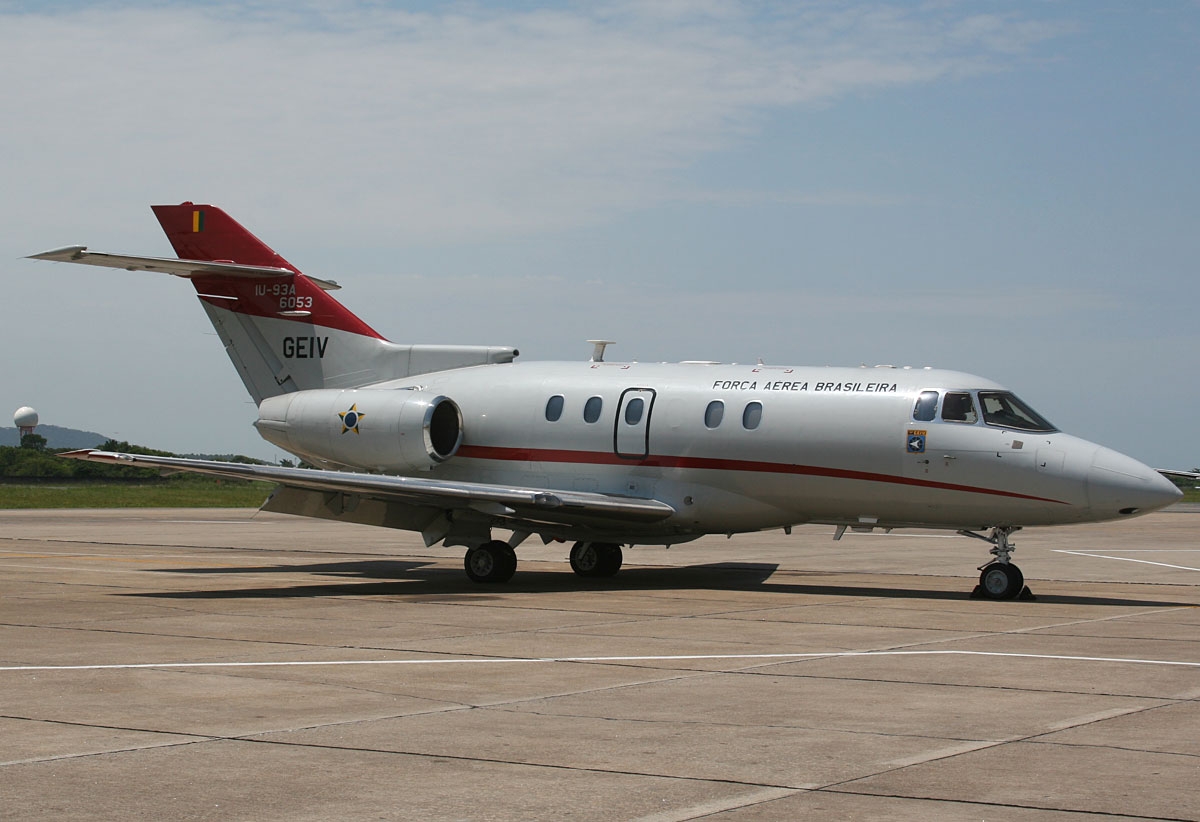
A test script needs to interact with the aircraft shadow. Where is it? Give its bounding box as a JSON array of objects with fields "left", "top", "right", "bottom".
[{"left": 128, "top": 560, "right": 1186, "bottom": 607}]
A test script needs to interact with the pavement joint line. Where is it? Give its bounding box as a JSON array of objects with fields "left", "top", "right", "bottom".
[
  {"left": 3, "top": 649, "right": 1199, "bottom": 673},
  {"left": 818, "top": 788, "right": 1197, "bottom": 822},
  {"left": 1, "top": 739, "right": 215, "bottom": 768},
  {"left": 806, "top": 704, "right": 1200, "bottom": 821},
  {"left": 629, "top": 787, "right": 801, "bottom": 821},
  {"left": 1054, "top": 550, "right": 1200, "bottom": 573},
  {"left": 229, "top": 734, "right": 805, "bottom": 793}
]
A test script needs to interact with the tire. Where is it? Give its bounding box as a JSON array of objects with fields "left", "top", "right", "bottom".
[
  {"left": 978, "top": 562, "right": 1023, "bottom": 600},
  {"left": 464, "top": 540, "right": 517, "bottom": 583},
  {"left": 593, "top": 543, "right": 623, "bottom": 577},
  {"left": 570, "top": 542, "right": 622, "bottom": 578},
  {"left": 569, "top": 542, "right": 600, "bottom": 577}
]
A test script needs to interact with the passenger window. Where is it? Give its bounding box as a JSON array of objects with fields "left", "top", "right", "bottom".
[
  {"left": 913, "top": 390, "right": 938, "bottom": 422},
  {"left": 704, "top": 400, "right": 724, "bottom": 429},
  {"left": 545, "top": 395, "right": 564, "bottom": 422},
  {"left": 583, "top": 396, "right": 603, "bottom": 424},
  {"left": 624, "top": 397, "right": 644, "bottom": 425},
  {"left": 941, "top": 392, "right": 977, "bottom": 424},
  {"left": 742, "top": 401, "right": 763, "bottom": 430}
]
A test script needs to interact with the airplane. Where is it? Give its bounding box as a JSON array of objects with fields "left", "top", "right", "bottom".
[{"left": 29, "top": 203, "right": 1183, "bottom": 601}]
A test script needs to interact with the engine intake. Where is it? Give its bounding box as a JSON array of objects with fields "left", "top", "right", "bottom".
[{"left": 256, "top": 388, "right": 463, "bottom": 471}]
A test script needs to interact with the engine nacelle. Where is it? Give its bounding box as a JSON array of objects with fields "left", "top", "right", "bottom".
[{"left": 255, "top": 388, "right": 463, "bottom": 471}]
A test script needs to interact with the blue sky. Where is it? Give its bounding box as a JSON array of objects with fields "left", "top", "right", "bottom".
[{"left": 2, "top": 1, "right": 1197, "bottom": 468}]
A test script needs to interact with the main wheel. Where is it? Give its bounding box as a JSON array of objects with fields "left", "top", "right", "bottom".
[
  {"left": 570, "top": 542, "right": 623, "bottom": 578},
  {"left": 464, "top": 540, "right": 517, "bottom": 583},
  {"left": 569, "top": 542, "right": 601, "bottom": 577},
  {"left": 592, "top": 542, "right": 623, "bottom": 577},
  {"left": 978, "top": 562, "right": 1023, "bottom": 600}
]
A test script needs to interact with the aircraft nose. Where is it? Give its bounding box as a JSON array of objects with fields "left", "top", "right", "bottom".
[{"left": 1087, "top": 447, "right": 1182, "bottom": 518}]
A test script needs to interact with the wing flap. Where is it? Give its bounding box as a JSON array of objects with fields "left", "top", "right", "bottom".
[
  {"left": 27, "top": 247, "right": 342, "bottom": 291},
  {"left": 59, "top": 450, "right": 676, "bottom": 524}
]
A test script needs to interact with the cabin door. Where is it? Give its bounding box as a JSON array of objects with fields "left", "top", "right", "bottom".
[{"left": 614, "top": 388, "right": 656, "bottom": 459}]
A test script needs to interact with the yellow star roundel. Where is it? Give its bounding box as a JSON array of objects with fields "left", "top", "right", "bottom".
[{"left": 338, "top": 403, "right": 365, "bottom": 434}]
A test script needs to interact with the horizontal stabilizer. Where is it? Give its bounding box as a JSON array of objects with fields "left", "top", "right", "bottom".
[{"left": 27, "top": 246, "right": 342, "bottom": 291}]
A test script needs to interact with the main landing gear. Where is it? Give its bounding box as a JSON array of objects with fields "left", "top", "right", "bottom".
[
  {"left": 960, "top": 526, "right": 1034, "bottom": 601},
  {"left": 461, "top": 539, "right": 625, "bottom": 583},
  {"left": 569, "top": 542, "right": 623, "bottom": 578},
  {"left": 463, "top": 540, "right": 518, "bottom": 583}
]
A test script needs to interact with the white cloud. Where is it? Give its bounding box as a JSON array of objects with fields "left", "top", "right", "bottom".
[
  {"left": 0, "top": 1, "right": 1071, "bottom": 242},
  {"left": 24, "top": 2, "right": 1188, "bottom": 466}
]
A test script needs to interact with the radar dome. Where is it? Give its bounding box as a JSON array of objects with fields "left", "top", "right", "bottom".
[{"left": 14, "top": 406, "right": 39, "bottom": 429}]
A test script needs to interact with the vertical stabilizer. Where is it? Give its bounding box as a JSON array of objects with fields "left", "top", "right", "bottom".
[
  {"left": 148, "top": 203, "right": 516, "bottom": 403},
  {"left": 152, "top": 203, "right": 298, "bottom": 270}
]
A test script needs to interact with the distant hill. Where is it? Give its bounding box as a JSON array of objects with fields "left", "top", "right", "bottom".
[{"left": 0, "top": 425, "right": 111, "bottom": 449}]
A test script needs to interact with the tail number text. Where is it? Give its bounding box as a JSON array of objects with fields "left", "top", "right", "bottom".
[{"left": 282, "top": 336, "right": 328, "bottom": 359}]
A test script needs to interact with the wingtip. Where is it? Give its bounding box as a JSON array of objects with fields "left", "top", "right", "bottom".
[
  {"left": 57, "top": 449, "right": 126, "bottom": 463},
  {"left": 27, "top": 245, "right": 87, "bottom": 261}
]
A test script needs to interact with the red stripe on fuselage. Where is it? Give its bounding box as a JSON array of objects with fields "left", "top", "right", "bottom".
[{"left": 455, "top": 444, "right": 1068, "bottom": 505}]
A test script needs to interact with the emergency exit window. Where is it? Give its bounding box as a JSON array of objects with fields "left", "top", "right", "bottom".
[{"left": 624, "top": 397, "right": 644, "bottom": 425}]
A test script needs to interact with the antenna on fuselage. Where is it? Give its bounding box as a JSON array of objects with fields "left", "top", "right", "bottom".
[{"left": 588, "top": 340, "right": 615, "bottom": 362}]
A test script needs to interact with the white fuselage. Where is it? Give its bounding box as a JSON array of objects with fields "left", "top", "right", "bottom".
[{"left": 269, "top": 360, "right": 1173, "bottom": 544}]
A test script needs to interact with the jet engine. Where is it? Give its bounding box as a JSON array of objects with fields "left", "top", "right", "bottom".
[{"left": 255, "top": 388, "right": 463, "bottom": 471}]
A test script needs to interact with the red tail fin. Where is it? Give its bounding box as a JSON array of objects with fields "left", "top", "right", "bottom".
[{"left": 151, "top": 203, "right": 299, "bottom": 271}]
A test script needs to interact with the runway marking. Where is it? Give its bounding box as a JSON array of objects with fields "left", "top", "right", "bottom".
[
  {"left": 2, "top": 649, "right": 1198, "bottom": 673},
  {"left": 1054, "top": 550, "right": 1200, "bottom": 573},
  {"left": 1072, "top": 549, "right": 1200, "bottom": 553}
]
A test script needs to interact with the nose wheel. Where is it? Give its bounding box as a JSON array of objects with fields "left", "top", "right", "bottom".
[
  {"left": 960, "top": 526, "right": 1034, "bottom": 601},
  {"left": 978, "top": 561, "right": 1024, "bottom": 600}
]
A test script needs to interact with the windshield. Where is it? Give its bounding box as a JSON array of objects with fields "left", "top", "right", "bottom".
[{"left": 978, "top": 391, "right": 1056, "bottom": 432}]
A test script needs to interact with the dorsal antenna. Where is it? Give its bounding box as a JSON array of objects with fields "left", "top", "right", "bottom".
[{"left": 587, "top": 340, "right": 616, "bottom": 362}]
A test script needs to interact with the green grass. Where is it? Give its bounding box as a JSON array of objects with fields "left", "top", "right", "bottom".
[{"left": 0, "top": 481, "right": 275, "bottom": 509}]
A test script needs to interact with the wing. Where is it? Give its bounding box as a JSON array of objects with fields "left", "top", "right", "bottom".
[
  {"left": 1158, "top": 469, "right": 1199, "bottom": 480},
  {"left": 27, "top": 246, "right": 342, "bottom": 291},
  {"left": 60, "top": 450, "right": 676, "bottom": 530}
]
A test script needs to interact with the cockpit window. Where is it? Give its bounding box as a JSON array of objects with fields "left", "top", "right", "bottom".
[
  {"left": 979, "top": 391, "right": 1056, "bottom": 432},
  {"left": 913, "top": 391, "right": 938, "bottom": 422},
  {"left": 941, "top": 392, "right": 977, "bottom": 424}
]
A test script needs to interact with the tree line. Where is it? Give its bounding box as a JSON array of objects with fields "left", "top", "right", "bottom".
[{"left": 0, "top": 437, "right": 266, "bottom": 481}]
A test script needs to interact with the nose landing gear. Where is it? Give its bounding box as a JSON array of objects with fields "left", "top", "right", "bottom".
[{"left": 960, "top": 526, "right": 1035, "bottom": 601}]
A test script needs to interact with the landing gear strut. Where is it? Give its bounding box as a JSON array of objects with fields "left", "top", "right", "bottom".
[
  {"left": 960, "top": 526, "right": 1032, "bottom": 601},
  {"left": 569, "top": 542, "right": 623, "bottom": 578},
  {"left": 464, "top": 540, "right": 518, "bottom": 583}
]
